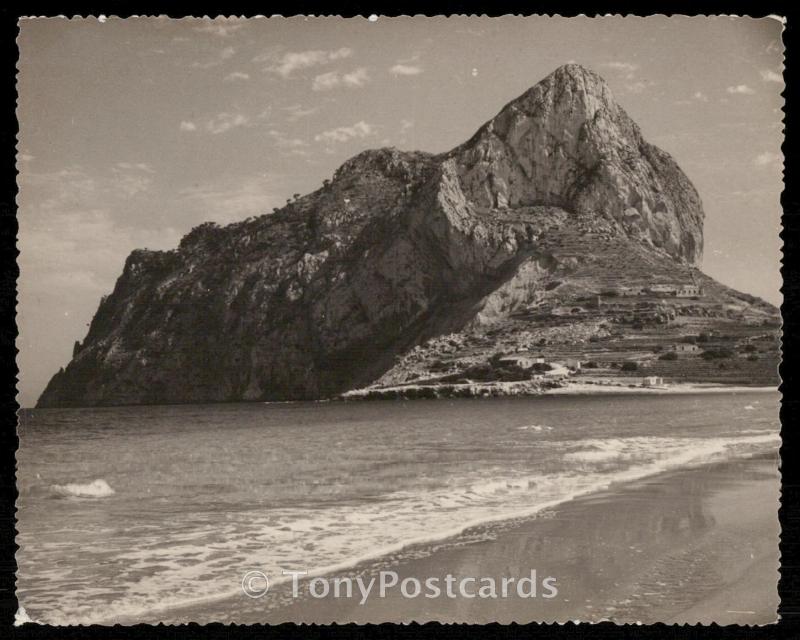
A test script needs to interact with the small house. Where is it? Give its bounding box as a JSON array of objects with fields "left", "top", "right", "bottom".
[
  {"left": 642, "top": 376, "right": 664, "bottom": 387},
  {"left": 672, "top": 343, "right": 701, "bottom": 353},
  {"left": 649, "top": 284, "right": 678, "bottom": 296},
  {"left": 498, "top": 355, "right": 540, "bottom": 369},
  {"left": 565, "top": 358, "right": 582, "bottom": 371},
  {"left": 676, "top": 284, "right": 701, "bottom": 297}
]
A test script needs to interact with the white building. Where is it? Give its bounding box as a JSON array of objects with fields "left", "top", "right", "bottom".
[
  {"left": 498, "top": 355, "right": 543, "bottom": 369},
  {"left": 676, "top": 284, "right": 701, "bottom": 297},
  {"left": 649, "top": 284, "right": 678, "bottom": 295},
  {"left": 565, "top": 358, "right": 582, "bottom": 370},
  {"left": 672, "top": 343, "right": 701, "bottom": 353}
]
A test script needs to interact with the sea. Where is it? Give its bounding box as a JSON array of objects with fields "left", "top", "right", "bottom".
[{"left": 16, "top": 391, "right": 780, "bottom": 624}]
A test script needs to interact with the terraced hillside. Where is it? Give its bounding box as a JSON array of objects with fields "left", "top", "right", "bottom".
[{"left": 371, "top": 227, "right": 779, "bottom": 396}]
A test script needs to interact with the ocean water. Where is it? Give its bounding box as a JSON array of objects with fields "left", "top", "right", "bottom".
[{"left": 16, "top": 392, "right": 779, "bottom": 624}]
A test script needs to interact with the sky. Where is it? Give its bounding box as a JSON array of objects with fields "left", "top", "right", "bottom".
[{"left": 16, "top": 16, "right": 784, "bottom": 407}]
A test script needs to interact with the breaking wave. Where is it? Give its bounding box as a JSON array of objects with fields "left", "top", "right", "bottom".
[{"left": 50, "top": 479, "right": 115, "bottom": 498}]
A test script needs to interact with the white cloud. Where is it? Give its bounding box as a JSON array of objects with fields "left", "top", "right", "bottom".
[
  {"left": 603, "top": 61, "right": 638, "bottom": 72},
  {"left": 314, "top": 121, "right": 375, "bottom": 144},
  {"left": 267, "top": 129, "right": 308, "bottom": 150},
  {"left": 284, "top": 104, "right": 319, "bottom": 121},
  {"left": 602, "top": 62, "right": 650, "bottom": 91},
  {"left": 754, "top": 151, "right": 782, "bottom": 168},
  {"left": 624, "top": 81, "right": 650, "bottom": 94},
  {"left": 191, "top": 46, "right": 236, "bottom": 69},
  {"left": 111, "top": 163, "right": 155, "bottom": 197},
  {"left": 20, "top": 167, "right": 98, "bottom": 215},
  {"left": 344, "top": 68, "right": 370, "bottom": 86},
  {"left": 601, "top": 61, "right": 639, "bottom": 79},
  {"left": 193, "top": 20, "right": 245, "bottom": 37},
  {"left": 177, "top": 176, "right": 281, "bottom": 223},
  {"left": 454, "top": 27, "right": 486, "bottom": 38},
  {"left": 224, "top": 71, "right": 250, "bottom": 82},
  {"left": 400, "top": 119, "right": 414, "bottom": 133},
  {"left": 262, "top": 48, "right": 353, "bottom": 78},
  {"left": 390, "top": 63, "right": 423, "bottom": 76},
  {"left": 115, "top": 162, "right": 154, "bottom": 173},
  {"left": 760, "top": 69, "right": 783, "bottom": 83},
  {"left": 311, "top": 71, "right": 339, "bottom": 91},
  {"left": 180, "top": 113, "right": 253, "bottom": 135},
  {"left": 675, "top": 91, "right": 710, "bottom": 106},
  {"left": 251, "top": 45, "right": 282, "bottom": 64},
  {"left": 205, "top": 112, "right": 250, "bottom": 135},
  {"left": 727, "top": 84, "right": 756, "bottom": 95},
  {"left": 312, "top": 67, "right": 370, "bottom": 91}
]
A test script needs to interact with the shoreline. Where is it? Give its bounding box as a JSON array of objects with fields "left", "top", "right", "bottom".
[
  {"left": 545, "top": 381, "right": 778, "bottom": 396},
  {"left": 341, "top": 380, "right": 777, "bottom": 401},
  {"left": 147, "top": 453, "right": 780, "bottom": 625},
  {"left": 24, "top": 383, "right": 778, "bottom": 411}
]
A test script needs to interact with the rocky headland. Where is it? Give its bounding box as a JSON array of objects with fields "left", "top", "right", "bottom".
[{"left": 37, "top": 64, "right": 780, "bottom": 407}]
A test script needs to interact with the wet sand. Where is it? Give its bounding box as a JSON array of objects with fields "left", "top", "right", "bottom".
[
  {"left": 153, "top": 455, "right": 780, "bottom": 625},
  {"left": 547, "top": 382, "right": 778, "bottom": 396}
]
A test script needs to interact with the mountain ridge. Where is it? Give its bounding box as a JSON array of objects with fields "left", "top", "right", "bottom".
[{"left": 37, "top": 64, "right": 778, "bottom": 407}]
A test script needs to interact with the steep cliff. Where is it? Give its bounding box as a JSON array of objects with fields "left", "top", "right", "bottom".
[
  {"left": 450, "top": 65, "right": 704, "bottom": 263},
  {"left": 37, "top": 64, "right": 775, "bottom": 407}
]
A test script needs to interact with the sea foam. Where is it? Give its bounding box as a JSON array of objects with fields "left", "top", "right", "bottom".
[{"left": 51, "top": 479, "right": 115, "bottom": 498}]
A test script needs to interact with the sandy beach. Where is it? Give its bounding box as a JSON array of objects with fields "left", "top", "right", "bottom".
[
  {"left": 546, "top": 381, "right": 779, "bottom": 396},
  {"left": 342, "top": 380, "right": 778, "bottom": 401},
  {"left": 152, "top": 453, "right": 780, "bottom": 626}
]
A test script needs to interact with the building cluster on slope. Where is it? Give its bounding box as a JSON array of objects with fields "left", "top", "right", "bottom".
[
  {"left": 615, "top": 283, "right": 702, "bottom": 298},
  {"left": 496, "top": 354, "right": 577, "bottom": 379}
]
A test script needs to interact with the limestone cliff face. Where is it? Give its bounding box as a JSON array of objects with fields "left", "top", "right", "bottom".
[
  {"left": 38, "top": 64, "right": 710, "bottom": 407},
  {"left": 451, "top": 64, "right": 703, "bottom": 264}
]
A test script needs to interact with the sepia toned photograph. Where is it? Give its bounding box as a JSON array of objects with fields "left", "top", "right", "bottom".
[{"left": 15, "top": 15, "right": 783, "bottom": 625}]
